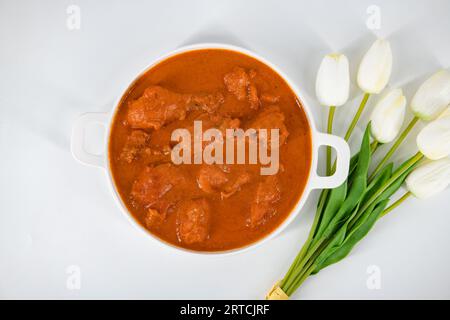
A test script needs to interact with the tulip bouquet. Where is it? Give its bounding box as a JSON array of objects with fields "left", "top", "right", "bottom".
[{"left": 266, "top": 39, "right": 450, "bottom": 300}]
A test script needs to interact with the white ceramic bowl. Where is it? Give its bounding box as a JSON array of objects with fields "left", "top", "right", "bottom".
[{"left": 71, "top": 43, "right": 350, "bottom": 255}]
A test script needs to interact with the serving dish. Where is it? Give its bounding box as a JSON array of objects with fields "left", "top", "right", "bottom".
[{"left": 71, "top": 43, "right": 350, "bottom": 255}]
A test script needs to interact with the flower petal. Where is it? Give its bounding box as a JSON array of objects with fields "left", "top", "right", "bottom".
[
  {"left": 315, "top": 54, "right": 350, "bottom": 107},
  {"left": 417, "top": 107, "right": 450, "bottom": 160},
  {"left": 411, "top": 70, "right": 450, "bottom": 121},
  {"left": 370, "top": 88, "right": 406, "bottom": 143},
  {"left": 357, "top": 39, "right": 392, "bottom": 94},
  {"left": 406, "top": 158, "right": 450, "bottom": 199}
]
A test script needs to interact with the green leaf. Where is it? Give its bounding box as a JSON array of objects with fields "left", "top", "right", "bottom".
[
  {"left": 312, "top": 206, "right": 359, "bottom": 273},
  {"left": 362, "top": 163, "right": 393, "bottom": 204},
  {"left": 314, "top": 199, "right": 389, "bottom": 273},
  {"left": 369, "top": 161, "right": 416, "bottom": 206},
  {"left": 321, "top": 123, "right": 372, "bottom": 239},
  {"left": 312, "top": 152, "right": 359, "bottom": 239},
  {"left": 313, "top": 181, "right": 347, "bottom": 241},
  {"left": 312, "top": 158, "right": 419, "bottom": 274}
]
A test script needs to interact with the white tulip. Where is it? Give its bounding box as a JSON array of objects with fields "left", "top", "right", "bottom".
[
  {"left": 357, "top": 39, "right": 393, "bottom": 94},
  {"left": 417, "top": 107, "right": 450, "bottom": 160},
  {"left": 315, "top": 54, "right": 350, "bottom": 107},
  {"left": 370, "top": 88, "right": 407, "bottom": 143},
  {"left": 410, "top": 70, "right": 450, "bottom": 121},
  {"left": 406, "top": 158, "right": 450, "bottom": 199}
]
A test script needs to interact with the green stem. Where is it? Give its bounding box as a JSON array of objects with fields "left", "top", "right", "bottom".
[
  {"left": 280, "top": 239, "right": 313, "bottom": 288},
  {"left": 285, "top": 262, "right": 317, "bottom": 296},
  {"left": 286, "top": 264, "right": 316, "bottom": 296},
  {"left": 281, "top": 237, "right": 325, "bottom": 292},
  {"left": 371, "top": 140, "right": 379, "bottom": 153},
  {"left": 281, "top": 181, "right": 332, "bottom": 288},
  {"left": 284, "top": 239, "right": 328, "bottom": 295},
  {"left": 344, "top": 93, "right": 370, "bottom": 141},
  {"left": 370, "top": 117, "right": 419, "bottom": 180},
  {"left": 349, "top": 152, "right": 423, "bottom": 229},
  {"left": 314, "top": 189, "right": 330, "bottom": 237},
  {"left": 327, "top": 106, "right": 336, "bottom": 176},
  {"left": 380, "top": 192, "right": 411, "bottom": 217}
]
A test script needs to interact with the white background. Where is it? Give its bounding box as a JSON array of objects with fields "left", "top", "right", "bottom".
[{"left": 1, "top": 0, "right": 449, "bottom": 299}]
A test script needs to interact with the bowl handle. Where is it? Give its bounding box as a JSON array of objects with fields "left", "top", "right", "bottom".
[
  {"left": 71, "top": 112, "right": 109, "bottom": 169},
  {"left": 310, "top": 132, "right": 350, "bottom": 189}
]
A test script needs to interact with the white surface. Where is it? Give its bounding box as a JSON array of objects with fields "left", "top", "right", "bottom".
[{"left": 0, "top": 0, "right": 449, "bottom": 299}]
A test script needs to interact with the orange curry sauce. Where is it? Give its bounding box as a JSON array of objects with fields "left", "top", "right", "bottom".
[{"left": 109, "top": 49, "right": 312, "bottom": 251}]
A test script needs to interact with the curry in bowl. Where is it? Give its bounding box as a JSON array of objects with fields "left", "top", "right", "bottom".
[{"left": 109, "top": 49, "right": 312, "bottom": 251}]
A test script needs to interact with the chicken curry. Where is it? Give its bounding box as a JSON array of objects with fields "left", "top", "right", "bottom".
[{"left": 109, "top": 48, "right": 312, "bottom": 251}]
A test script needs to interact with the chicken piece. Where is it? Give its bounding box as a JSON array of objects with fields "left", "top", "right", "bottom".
[
  {"left": 249, "top": 175, "right": 281, "bottom": 227},
  {"left": 218, "top": 116, "right": 242, "bottom": 150},
  {"left": 130, "top": 163, "right": 187, "bottom": 214},
  {"left": 119, "top": 130, "right": 151, "bottom": 163},
  {"left": 197, "top": 165, "right": 229, "bottom": 194},
  {"left": 223, "top": 67, "right": 260, "bottom": 110},
  {"left": 180, "top": 113, "right": 241, "bottom": 153},
  {"left": 247, "top": 84, "right": 260, "bottom": 110},
  {"left": 191, "top": 92, "right": 225, "bottom": 113},
  {"left": 176, "top": 198, "right": 211, "bottom": 244},
  {"left": 224, "top": 67, "right": 250, "bottom": 100},
  {"left": 140, "top": 144, "right": 172, "bottom": 164},
  {"left": 217, "top": 116, "right": 241, "bottom": 135},
  {"left": 194, "top": 113, "right": 241, "bottom": 133},
  {"left": 127, "top": 86, "right": 190, "bottom": 130},
  {"left": 143, "top": 208, "right": 166, "bottom": 229},
  {"left": 127, "top": 86, "right": 224, "bottom": 130},
  {"left": 248, "top": 105, "right": 289, "bottom": 147},
  {"left": 221, "top": 172, "right": 251, "bottom": 199},
  {"left": 197, "top": 165, "right": 251, "bottom": 198}
]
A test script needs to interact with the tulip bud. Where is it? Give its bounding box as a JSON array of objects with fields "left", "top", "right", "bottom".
[
  {"left": 406, "top": 158, "right": 450, "bottom": 199},
  {"left": 315, "top": 54, "right": 350, "bottom": 107},
  {"left": 370, "top": 88, "right": 406, "bottom": 143},
  {"left": 410, "top": 70, "right": 450, "bottom": 121},
  {"left": 417, "top": 107, "right": 450, "bottom": 160},
  {"left": 357, "top": 39, "right": 393, "bottom": 94}
]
